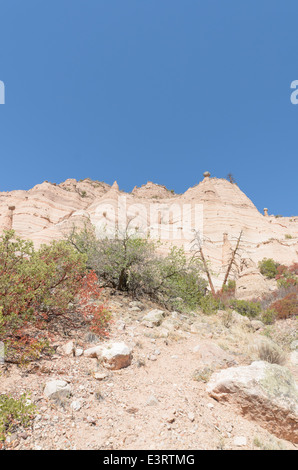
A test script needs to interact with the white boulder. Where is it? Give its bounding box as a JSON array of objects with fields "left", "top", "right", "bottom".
[
  {"left": 44, "top": 380, "right": 71, "bottom": 400},
  {"left": 101, "top": 342, "right": 132, "bottom": 370},
  {"left": 207, "top": 361, "right": 298, "bottom": 443}
]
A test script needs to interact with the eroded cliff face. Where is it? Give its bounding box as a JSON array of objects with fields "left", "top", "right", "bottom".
[{"left": 0, "top": 175, "right": 297, "bottom": 299}]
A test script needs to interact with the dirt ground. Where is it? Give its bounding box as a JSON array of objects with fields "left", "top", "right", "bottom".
[{"left": 0, "top": 294, "right": 297, "bottom": 451}]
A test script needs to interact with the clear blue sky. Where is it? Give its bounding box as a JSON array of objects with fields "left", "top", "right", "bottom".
[{"left": 0, "top": 1, "right": 297, "bottom": 216}]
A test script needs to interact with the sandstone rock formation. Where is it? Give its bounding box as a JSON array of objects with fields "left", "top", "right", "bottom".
[{"left": 0, "top": 175, "right": 297, "bottom": 297}]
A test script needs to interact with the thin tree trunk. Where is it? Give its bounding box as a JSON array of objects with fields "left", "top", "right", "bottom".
[
  {"left": 222, "top": 230, "right": 243, "bottom": 289},
  {"left": 199, "top": 247, "right": 216, "bottom": 296}
]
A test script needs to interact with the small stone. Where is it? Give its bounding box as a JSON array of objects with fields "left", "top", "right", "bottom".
[
  {"left": 233, "top": 436, "right": 247, "bottom": 447},
  {"left": 86, "top": 416, "right": 96, "bottom": 425},
  {"left": 57, "top": 340, "right": 74, "bottom": 356},
  {"left": 188, "top": 412, "right": 195, "bottom": 422},
  {"left": 116, "top": 321, "right": 126, "bottom": 331},
  {"left": 142, "top": 309, "right": 165, "bottom": 328},
  {"left": 129, "top": 306, "right": 141, "bottom": 312},
  {"left": 156, "top": 328, "right": 169, "bottom": 338},
  {"left": 44, "top": 380, "right": 71, "bottom": 400},
  {"left": 165, "top": 415, "right": 175, "bottom": 424},
  {"left": 94, "top": 372, "right": 109, "bottom": 381},
  {"left": 146, "top": 395, "right": 159, "bottom": 406},
  {"left": 75, "top": 347, "right": 83, "bottom": 357},
  {"left": 148, "top": 355, "right": 157, "bottom": 361},
  {"left": 70, "top": 400, "right": 81, "bottom": 411},
  {"left": 129, "top": 301, "right": 145, "bottom": 310}
]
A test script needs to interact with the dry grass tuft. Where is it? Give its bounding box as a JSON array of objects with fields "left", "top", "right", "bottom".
[{"left": 256, "top": 342, "right": 286, "bottom": 366}]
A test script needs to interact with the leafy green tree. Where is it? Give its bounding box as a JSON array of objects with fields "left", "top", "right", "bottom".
[{"left": 68, "top": 226, "right": 207, "bottom": 311}]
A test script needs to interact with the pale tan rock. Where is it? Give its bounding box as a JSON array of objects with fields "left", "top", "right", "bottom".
[
  {"left": 100, "top": 342, "right": 132, "bottom": 370},
  {"left": 207, "top": 361, "right": 298, "bottom": 443},
  {"left": 250, "top": 320, "right": 265, "bottom": 331},
  {"left": 230, "top": 310, "right": 251, "bottom": 328},
  {"left": 44, "top": 380, "right": 71, "bottom": 400},
  {"left": 142, "top": 309, "right": 165, "bottom": 328},
  {"left": 83, "top": 345, "right": 104, "bottom": 358},
  {"left": 93, "top": 372, "right": 109, "bottom": 381},
  {"left": 193, "top": 341, "right": 237, "bottom": 368},
  {"left": 57, "top": 340, "right": 74, "bottom": 356}
]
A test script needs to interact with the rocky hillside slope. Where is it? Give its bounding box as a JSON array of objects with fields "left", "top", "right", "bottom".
[{"left": 1, "top": 292, "right": 297, "bottom": 450}]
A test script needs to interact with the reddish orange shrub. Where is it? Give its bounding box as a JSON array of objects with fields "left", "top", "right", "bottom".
[
  {"left": 0, "top": 231, "right": 111, "bottom": 363},
  {"left": 78, "top": 270, "right": 111, "bottom": 337},
  {"left": 270, "top": 292, "right": 298, "bottom": 319}
]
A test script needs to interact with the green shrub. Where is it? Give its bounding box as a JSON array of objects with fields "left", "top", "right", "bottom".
[
  {"left": 0, "top": 393, "right": 36, "bottom": 442},
  {"left": 222, "top": 280, "right": 236, "bottom": 293},
  {"left": 258, "top": 258, "right": 279, "bottom": 279},
  {"left": 199, "top": 294, "right": 223, "bottom": 314},
  {"left": 261, "top": 309, "right": 277, "bottom": 325},
  {"left": 0, "top": 230, "right": 110, "bottom": 362},
  {"left": 229, "top": 299, "right": 261, "bottom": 318}
]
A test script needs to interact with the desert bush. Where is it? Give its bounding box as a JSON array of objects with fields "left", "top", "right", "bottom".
[
  {"left": 222, "top": 279, "right": 236, "bottom": 294},
  {"left": 229, "top": 299, "right": 261, "bottom": 318},
  {"left": 256, "top": 342, "right": 286, "bottom": 365},
  {"left": 276, "top": 263, "right": 298, "bottom": 288},
  {"left": 68, "top": 225, "right": 156, "bottom": 291},
  {"left": 199, "top": 294, "right": 223, "bottom": 314},
  {"left": 0, "top": 393, "right": 35, "bottom": 443},
  {"left": 192, "top": 366, "right": 214, "bottom": 382},
  {"left": 290, "top": 263, "right": 298, "bottom": 275},
  {"left": 68, "top": 226, "right": 207, "bottom": 311},
  {"left": 261, "top": 309, "right": 277, "bottom": 325},
  {"left": 269, "top": 292, "right": 298, "bottom": 319},
  {"left": 221, "top": 309, "right": 233, "bottom": 328},
  {"left": 0, "top": 231, "right": 110, "bottom": 362},
  {"left": 214, "top": 280, "right": 236, "bottom": 306},
  {"left": 152, "top": 246, "right": 207, "bottom": 311},
  {"left": 258, "top": 258, "right": 279, "bottom": 279},
  {"left": 260, "top": 284, "right": 297, "bottom": 310},
  {"left": 78, "top": 270, "right": 111, "bottom": 336}
]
